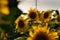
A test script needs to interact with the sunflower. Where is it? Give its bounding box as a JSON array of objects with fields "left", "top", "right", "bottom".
[
  {"left": 27, "top": 24, "right": 58, "bottom": 40},
  {"left": 15, "top": 16, "right": 28, "bottom": 34},
  {"left": 0, "top": 0, "right": 9, "bottom": 15},
  {"left": 27, "top": 8, "right": 38, "bottom": 21},
  {"left": 55, "top": 15, "right": 60, "bottom": 23},
  {"left": 37, "top": 10, "right": 42, "bottom": 20},
  {"left": 42, "top": 10, "right": 52, "bottom": 22},
  {"left": 1, "top": 31, "right": 8, "bottom": 40},
  {"left": 0, "top": 0, "right": 8, "bottom": 6}
]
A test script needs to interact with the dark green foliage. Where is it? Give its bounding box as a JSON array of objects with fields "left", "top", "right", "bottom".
[
  {"left": 8, "top": 0, "right": 19, "bottom": 7},
  {"left": 0, "top": 0, "right": 23, "bottom": 37}
]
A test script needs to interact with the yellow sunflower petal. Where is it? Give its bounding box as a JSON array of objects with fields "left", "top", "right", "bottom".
[
  {"left": 15, "top": 16, "right": 28, "bottom": 34},
  {"left": 27, "top": 8, "right": 39, "bottom": 20},
  {"left": 48, "top": 32, "right": 58, "bottom": 39},
  {"left": 0, "top": 0, "right": 8, "bottom": 5},
  {"left": 29, "top": 31, "right": 34, "bottom": 37},
  {"left": 1, "top": 7, "right": 9, "bottom": 15},
  {"left": 27, "top": 25, "right": 58, "bottom": 40},
  {"left": 15, "top": 16, "right": 24, "bottom": 23},
  {"left": 55, "top": 15, "right": 60, "bottom": 23},
  {"left": 32, "top": 26, "right": 37, "bottom": 30},
  {"left": 27, "top": 37, "right": 32, "bottom": 40},
  {"left": 42, "top": 9, "right": 52, "bottom": 22}
]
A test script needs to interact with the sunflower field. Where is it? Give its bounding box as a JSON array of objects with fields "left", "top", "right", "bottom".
[{"left": 0, "top": 0, "right": 60, "bottom": 40}]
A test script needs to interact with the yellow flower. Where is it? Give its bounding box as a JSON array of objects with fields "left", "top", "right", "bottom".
[
  {"left": 15, "top": 16, "right": 28, "bottom": 34},
  {"left": 1, "top": 7, "right": 9, "bottom": 15},
  {"left": 0, "top": 0, "right": 9, "bottom": 15},
  {"left": 27, "top": 8, "right": 38, "bottom": 21},
  {"left": 55, "top": 15, "right": 60, "bottom": 23},
  {"left": 27, "top": 24, "right": 58, "bottom": 40},
  {"left": 37, "top": 10, "right": 42, "bottom": 20},
  {"left": 1, "top": 31, "right": 8, "bottom": 40},
  {"left": 42, "top": 10, "right": 52, "bottom": 22},
  {"left": 0, "top": 0, "right": 8, "bottom": 5}
]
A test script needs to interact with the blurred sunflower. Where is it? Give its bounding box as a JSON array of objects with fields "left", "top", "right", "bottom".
[
  {"left": 27, "top": 8, "right": 38, "bottom": 21},
  {"left": 0, "top": 0, "right": 9, "bottom": 15},
  {"left": 15, "top": 16, "right": 28, "bottom": 34},
  {"left": 1, "top": 31, "right": 8, "bottom": 40},
  {"left": 55, "top": 14, "right": 60, "bottom": 23},
  {"left": 42, "top": 10, "right": 52, "bottom": 22},
  {"left": 27, "top": 24, "right": 58, "bottom": 40},
  {"left": 37, "top": 10, "right": 42, "bottom": 20}
]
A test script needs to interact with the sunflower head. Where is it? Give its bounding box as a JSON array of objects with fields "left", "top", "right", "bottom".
[
  {"left": 1, "top": 31, "right": 8, "bottom": 40},
  {"left": 42, "top": 10, "right": 52, "bottom": 22},
  {"left": 27, "top": 25, "right": 58, "bottom": 40},
  {"left": 44, "top": 12, "right": 49, "bottom": 18},
  {"left": 37, "top": 10, "right": 42, "bottom": 20},
  {"left": 15, "top": 16, "right": 28, "bottom": 34},
  {"left": 1, "top": 7, "right": 9, "bottom": 15},
  {"left": 27, "top": 8, "right": 38, "bottom": 20},
  {"left": 0, "top": 0, "right": 9, "bottom": 15},
  {"left": 0, "top": 0, "right": 8, "bottom": 6},
  {"left": 55, "top": 15, "right": 60, "bottom": 23}
]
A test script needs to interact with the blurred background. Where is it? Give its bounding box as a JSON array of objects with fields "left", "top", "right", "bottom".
[{"left": 18, "top": 0, "right": 60, "bottom": 13}]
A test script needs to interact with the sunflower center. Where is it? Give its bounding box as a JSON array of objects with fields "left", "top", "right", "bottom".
[
  {"left": 18, "top": 20, "right": 25, "bottom": 28},
  {"left": 44, "top": 12, "right": 49, "bottom": 19},
  {"left": 33, "top": 32, "right": 49, "bottom": 40},
  {"left": 29, "top": 12, "right": 37, "bottom": 19},
  {"left": 39, "top": 14, "right": 41, "bottom": 18},
  {"left": 57, "top": 16, "right": 60, "bottom": 22}
]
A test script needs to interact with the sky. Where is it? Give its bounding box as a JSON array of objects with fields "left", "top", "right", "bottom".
[{"left": 17, "top": 0, "right": 60, "bottom": 13}]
